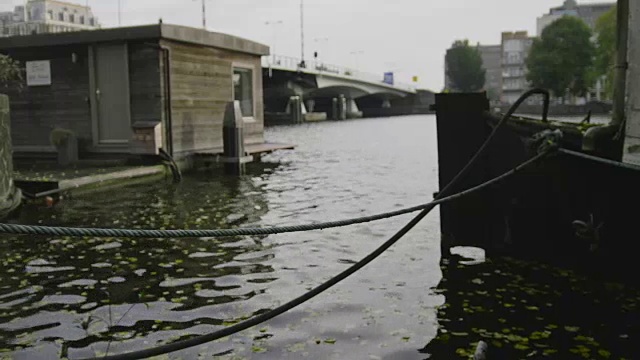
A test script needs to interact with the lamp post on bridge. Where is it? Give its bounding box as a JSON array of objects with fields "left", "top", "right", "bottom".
[
  {"left": 299, "top": 0, "right": 306, "bottom": 68},
  {"left": 349, "top": 50, "right": 365, "bottom": 74},
  {"left": 265, "top": 20, "right": 284, "bottom": 65},
  {"left": 313, "top": 37, "right": 329, "bottom": 71},
  {"left": 193, "top": 0, "right": 210, "bottom": 29}
]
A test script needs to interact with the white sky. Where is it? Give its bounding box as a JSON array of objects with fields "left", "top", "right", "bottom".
[{"left": 2, "top": 0, "right": 613, "bottom": 91}]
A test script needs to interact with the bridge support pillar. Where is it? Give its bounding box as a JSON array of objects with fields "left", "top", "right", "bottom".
[
  {"left": 306, "top": 99, "right": 316, "bottom": 113},
  {"left": 338, "top": 94, "right": 347, "bottom": 120},
  {"left": 0, "top": 94, "right": 21, "bottom": 219},
  {"left": 346, "top": 97, "right": 363, "bottom": 119},
  {"left": 287, "top": 96, "right": 303, "bottom": 124},
  {"left": 332, "top": 97, "right": 339, "bottom": 120}
]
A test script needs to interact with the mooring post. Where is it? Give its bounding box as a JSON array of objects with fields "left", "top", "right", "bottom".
[
  {"left": 435, "top": 93, "right": 491, "bottom": 258},
  {"left": 0, "top": 95, "right": 21, "bottom": 219},
  {"left": 222, "top": 101, "right": 252, "bottom": 175}
]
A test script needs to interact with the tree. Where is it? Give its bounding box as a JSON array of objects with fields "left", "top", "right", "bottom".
[
  {"left": 526, "top": 16, "right": 595, "bottom": 100},
  {"left": 445, "top": 40, "right": 486, "bottom": 92},
  {"left": 0, "top": 54, "right": 22, "bottom": 89},
  {"left": 595, "top": 6, "right": 616, "bottom": 100}
]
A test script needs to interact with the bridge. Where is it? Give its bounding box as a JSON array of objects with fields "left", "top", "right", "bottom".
[{"left": 261, "top": 55, "right": 431, "bottom": 124}]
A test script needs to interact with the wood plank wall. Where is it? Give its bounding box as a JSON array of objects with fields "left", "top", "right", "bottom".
[
  {"left": 162, "top": 40, "right": 264, "bottom": 156},
  {"left": 1, "top": 45, "right": 91, "bottom": 151}
]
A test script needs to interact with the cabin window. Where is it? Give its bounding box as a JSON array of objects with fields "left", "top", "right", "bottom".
[
  {"left": 58, "top": 12, "right": 64, "bottom": 21},
  {"left": 69, "top": 14, "right": 75, "bottom": 23},
  {"left": 80, "top": 16, "right": 85, "bottom": 24},
  {"left": 233, "top": 68, "right": 254, "bottom": 117}
]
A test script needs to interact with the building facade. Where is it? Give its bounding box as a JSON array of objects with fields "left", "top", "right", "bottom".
[
  {"left": 537, "top": 0, "right": 615, "bottom": 36},
  {"left": 478, "top": 44, "right": 502, "bottom": 103},
  {"left": 501, "top": 31, "right": 533, "bottom": 105},
  {"left": 0, "top": 0, "right": 99, "bottom": 37}
]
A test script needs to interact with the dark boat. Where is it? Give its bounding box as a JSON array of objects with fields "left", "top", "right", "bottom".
[{"left": 435, "top": 0, "right": 639, "bottom": 283}]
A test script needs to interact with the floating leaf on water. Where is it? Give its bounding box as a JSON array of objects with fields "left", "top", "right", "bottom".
[
  {"left": 564, "top": 326, "right": 580, "bottom": 333},
  {"left": 324, "top": 338, "right": 336, "bottom": 344},
  {"left": 455, "top": 347, "right": 472, "bottom": 357},
  {"left": 401, "top": 336, "right": 411, "bottom": 342},
  {"left": 598, "top": 349, "right": 611, "bottom": 358},
  {"left": 450, "top": 332, "right": 469, "bottom": 337},
  {"left": 251, "top": 346, "right": 267, "bottom": 353}
]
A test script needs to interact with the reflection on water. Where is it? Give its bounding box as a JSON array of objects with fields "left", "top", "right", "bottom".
[
  {"left": 0, "top": 115, "right": 637, "bottom": 359},
  {"left": 422, "top": 253, "right": 639, "bottom": 359},
  {"left": 1, "top": 116, "right": 441, "bottom": 359}
]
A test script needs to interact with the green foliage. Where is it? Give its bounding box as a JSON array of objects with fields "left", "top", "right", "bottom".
[
  {"left": 595, "top": 6, "right": 616, "bottom": 100},
  {"left": 0, "top": 54, "right": 22, "bottom": 89},
  {"left": 526, "top": 16, "right": 596, "bottom": 100},
  {"left": 445, "top": 40, "right": 486, "bottom": 92}
]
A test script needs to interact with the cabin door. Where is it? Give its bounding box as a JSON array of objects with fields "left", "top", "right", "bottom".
[{"left": 93, "top": 43, "right": 131, "bottom": 146}]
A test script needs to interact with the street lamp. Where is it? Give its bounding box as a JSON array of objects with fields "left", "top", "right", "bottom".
[
  {"left": 299, "top": 0, "right": 306, "bottom": 68},
  {"left": 350, "top": 50, "right": 364, "bottom": 72},
  {"left": 313, "top": 37, "right": 329, "bottom": 70},
  {"left": 193, "top": 0, "right": 209, "bottom": 29},
  {"left": 265, "top": 20, "right": 283, "bottom": 63}
]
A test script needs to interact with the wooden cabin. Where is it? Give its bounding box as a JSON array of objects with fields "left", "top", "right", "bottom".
[{"left": 0, "top": 23, "right": 269, "bottom": 160}]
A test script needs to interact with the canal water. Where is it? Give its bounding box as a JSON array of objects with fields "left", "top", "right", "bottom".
[{"left": 0, "top": 115, "right": 637, "bottom": 359}]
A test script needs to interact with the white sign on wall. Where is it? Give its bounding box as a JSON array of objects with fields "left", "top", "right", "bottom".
[{"left": 26, "top": 60, "right": 52, "bottom": 86}]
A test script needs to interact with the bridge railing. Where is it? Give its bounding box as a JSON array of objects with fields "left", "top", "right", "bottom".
[{"left": 262, "top": 54, "right": 416, "bottom": 93}]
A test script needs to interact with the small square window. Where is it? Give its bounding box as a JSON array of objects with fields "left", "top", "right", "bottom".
[{"left": 233, "top": 68, "right": 254, "bottom": 117}]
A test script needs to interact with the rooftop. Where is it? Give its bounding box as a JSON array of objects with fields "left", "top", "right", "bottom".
[
  {"left": 0, "top": 23, "right": 270, "bottom": 56},
  {"left": 550, "top": 1, "right": 615, "bottom": 12},
  {"left": 29, "top": 0, "right": 91, "bottom": 9}
]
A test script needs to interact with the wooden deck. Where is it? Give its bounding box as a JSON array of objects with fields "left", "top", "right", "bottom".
[
  {"left": 194, "top": 142, "right": 296, "bottom": 157},
  {"left": 15, "top": 165, "right": 166, "bottom": 199},
  {"left": 13, "top": 143, "right": 294, "bottom": 199}
]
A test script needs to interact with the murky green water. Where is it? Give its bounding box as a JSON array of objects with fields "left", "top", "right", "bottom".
[{"left": 0, "top": 115, "right": 638, "bottom": 359}]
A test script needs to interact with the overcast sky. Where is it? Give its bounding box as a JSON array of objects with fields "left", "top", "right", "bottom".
[{"left": 3, "top": 0, "right": 612, "bottom": 90}]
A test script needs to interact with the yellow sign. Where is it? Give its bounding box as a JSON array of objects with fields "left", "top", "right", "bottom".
[{"left": 412, "top": 76, "right": 419, "bottom": 83}]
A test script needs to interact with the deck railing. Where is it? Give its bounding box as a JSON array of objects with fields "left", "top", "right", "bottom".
[{"left": 262, "top": 54, "right": 416, "bottom": 93}]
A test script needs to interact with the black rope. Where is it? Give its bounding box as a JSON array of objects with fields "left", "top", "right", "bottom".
[
  {"left": 89, "top": 89, "right": 552, "bottom": 360},
  {"left": 559, "top": 148, "right": 640, "bottom": 171}
]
